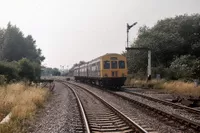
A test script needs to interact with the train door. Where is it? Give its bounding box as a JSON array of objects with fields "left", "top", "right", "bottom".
[
  {"left": 111, "top": 61, "right": 118, "bottom": 77},
  {"left": 111, "top": 71, "right": 118, "bottom": 77}
]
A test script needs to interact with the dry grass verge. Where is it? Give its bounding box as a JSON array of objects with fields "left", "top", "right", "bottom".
[
  {"left": 158, "top": 81, "right": 200, "bottom": 96},
  {"left": 126, "top": 79, "right": 200, "bottom": 96},
  {"left": 0, "top": 83, "right": 49, "bottom": 133}
]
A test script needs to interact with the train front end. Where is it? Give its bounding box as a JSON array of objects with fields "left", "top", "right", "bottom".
[{"left": 100, "top": 54, "right": 127, "bottom": 88}]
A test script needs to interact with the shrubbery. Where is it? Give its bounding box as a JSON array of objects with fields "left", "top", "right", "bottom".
[
  {"left": 0, "top": 58, "right": 41, "bottom": 84},
  {"left": 0, "top": 61, "right": 19, "bottom": 82},
  {"left": 0, "top": 75, "right": 6, "bottom": 85},
  {"left": 126, "top": 14, "right": 200, "bottom": 81},
  {"left": 151, "top": 55, "right": 200, "bottom": 81},
  {"left": 170, "top": 55, "right": 200, "bottom": 80},
  {"left": 0, "top": 22, "right": 45, "bottom": 84},
  {"left": 18, "top": 58, "right": 41, "bottom": 81}
]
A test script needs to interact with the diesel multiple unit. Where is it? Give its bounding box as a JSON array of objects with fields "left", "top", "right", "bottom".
[{"left": 74, "top": 53, "right": 127, "bottom": 88}]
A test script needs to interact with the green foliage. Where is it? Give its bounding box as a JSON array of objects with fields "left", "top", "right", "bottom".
[
  {"left": 0, "top": 75, "right": 6, "bottom": 85},
  {"left": 170, "top": 55, "right": 194, "bottom": 79},
  {"left": 3, "top": 23, "right": 26, "bottom": 61},
  {"left": 0, "top": 28, "right": 5, "bottom": 59},
  {"left": 41, "top": 67, "right": 61, "bottom": 76},
  {"left": 192, "top": 60, "right": 200, "bottom": 79},
  {"left": 0, "top": 22, "right": 45, "bottom": 82},
  {"left": 24, "top": 35, "right": 45, "bottom": 63},
  {"left": 18, "top": 58, "right": 41, "bottom": 81},
  {"left": 0, "top": 22, "right": 45, "bottom": 63},
  {"left": 127, "top": 14, "right": 200, "bottom": 80},
  {"left": 0, "top": 61, "right": 19, "bottom": 82},
  {"left": 18, "top": 58, "right": 35, "bottom": 81},
  {"left": 32, "top": 62, "right": 41, "bottom": 80},
  {"left": 52, "top": 68, "right": 61, "bottom": 76},
  {"left": 169, "top": 55, "right": 200, "bottom": 80},
  {"left": 0, "top": 58, "right": 42, "bottom": 83}
]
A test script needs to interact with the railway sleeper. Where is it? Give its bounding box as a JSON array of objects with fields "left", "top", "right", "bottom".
[{"left": 106, "top": 89, "right": 200, "bottom": 132}]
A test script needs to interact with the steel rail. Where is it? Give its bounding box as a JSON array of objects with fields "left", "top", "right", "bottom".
[
  {"left": 124, "top": 89, "right": 200, "bottom": 115},
  {"left": 64, "top": 81, "right": 149, "bottom": 133},
  {"left": 64, "top": 83, "right": 91, "bottom": 133},
  {"left": 57, "top": 80, "right": 200, "bottom": 131},
  {"left": 109, "top": 90, "right": 200, "bottom": 131}
]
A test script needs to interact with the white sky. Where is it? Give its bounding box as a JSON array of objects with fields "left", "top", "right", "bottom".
[{"left": 0, "top": 0, "right": 199, "bottom": 69}]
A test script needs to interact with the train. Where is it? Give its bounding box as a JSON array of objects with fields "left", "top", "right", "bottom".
[{"left": 73, "top": 53, "right": 128, "bottom": 88}]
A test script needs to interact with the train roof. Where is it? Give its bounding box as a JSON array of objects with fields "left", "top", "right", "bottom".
[
  {"left": 92, "top": 53, "right": 122, "bottom": 60},
  {"left": 73, "top": 53, "right": 124, "bottom": 69}
]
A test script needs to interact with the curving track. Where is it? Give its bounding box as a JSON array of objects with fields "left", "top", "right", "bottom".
[
  {"left": 110, "top": 90, "right": 200, "bottom": 132},
  {"left": 123, "top": 89, "right": 200, "bottom": 115},
  {"left": 62, "top": 81, "right": 149, "bottom": 133},
  {"left": 67, "top": 81, "right": 200, "bottom": 132}
]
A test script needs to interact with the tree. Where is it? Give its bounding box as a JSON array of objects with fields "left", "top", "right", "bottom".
[
  {"left": 18, "top": 58, "right": 35, "bottom": 81},
  {"left": 0, "top": 61, "right": 19, "bottom": 82},
  {"left": 3, "top": 22, "right": 27, "bottom": 61},
  {"left": 24, "top": 35, "right": 45, "bottom": 63},
  {"left": 52, "top": 68, "right": 61, "bottom": 76},
  {"left": 169, "top": 55, "right": 200, "bottom": 80},
  {"left": 41, "top": 67, "right": 61, "bottom": 76},
  {"left": 0, "top": 22, "right": 45, "bottom": 82},
  {"left": 127, "top": 14, "right": 200, "bottom": 79},
  {"left": 32, "top": 62, "right": 41, "bottom": 80},
  {"left": 2, "top": 22, "right": 45, "bottom": 63},
  {"left": 0, "top": 28, "right": 5, "bottom": 60}
]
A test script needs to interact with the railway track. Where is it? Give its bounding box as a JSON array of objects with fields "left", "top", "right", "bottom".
[
  {"left": 123, "top": 89, "right": 200, "bottom": 115},
  {"left": 68, "top": 81, "right": 200, "bottom": 132},
  {"left": 110, "top": 90, "right": 200, "bottom": 132},
  {"left": 62, "top": 81, "right": 150, "bottom": 133}
]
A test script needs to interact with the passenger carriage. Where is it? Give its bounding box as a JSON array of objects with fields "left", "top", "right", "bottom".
[{"left": 74, "top": 53, "right": 127, "bottom": 88}]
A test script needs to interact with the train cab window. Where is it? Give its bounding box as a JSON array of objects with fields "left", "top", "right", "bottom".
[
  {"left": 119, "top": 61, "right": 125, "bottom": 69},
  {"left": 111, "top": 61, "right": 117, "bottom": 69},
  {"left": 104, "top": 61, "right": 110, "bottom": 69}
]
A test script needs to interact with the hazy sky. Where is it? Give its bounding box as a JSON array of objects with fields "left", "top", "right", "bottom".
[{"left": 0, "top": 0, "right": 199, "bottom": 69}]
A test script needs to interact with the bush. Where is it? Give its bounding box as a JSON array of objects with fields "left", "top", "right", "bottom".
[
  {"left": 170, "top": 55, "right": 200, "bottom": 80},
  {"left": 0, "top": 75, "right": 6, "bottom": 85},
  {"left": 18, "top": 58, "right": 35, "bottom": 81},
  {"left": 18, "top": 58, "right": 41, "bottom": 82},
  {"left": 0, "top": 61, "right": 19, "bottom": 82},
  {"left": 0, "top": 59, "right": 42, "bottom": 83}
]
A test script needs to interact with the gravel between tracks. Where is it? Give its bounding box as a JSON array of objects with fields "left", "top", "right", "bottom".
[
  {"left": 73, "top": 82, "right": 196, "bottom": 133},
  {"left": 125, "top": 88, "right": 175, "bottom": 101},
  {"left": 71, "top": 84, "right": 135, "bottom": 132},
  {"left": 28, "top": 82, "right": 81, "bottom": 133},
  {"left": 116, "top": 91, "right": 200, "bottom": 123},
  {"left": 126, "top": 88, "right": 200, "bottom": 110},
  {"left": 125, "top": 88, "right": 191, "bottom": 102}
]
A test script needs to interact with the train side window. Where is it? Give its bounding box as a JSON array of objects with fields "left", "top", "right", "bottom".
[
  {"left": 111, "top": 61, "right": 117, "bottom": 69},
  {"left": 119, "top": 61, "right": 125, "bottom": 69},
  {"left": 104, "top": 61, "right": 110, "bottom": 69},
  {"left": 97, "top": 62, "right": 100, "bottom": 70}
]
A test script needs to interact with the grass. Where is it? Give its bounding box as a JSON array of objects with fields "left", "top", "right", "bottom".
[
  {"left": 158, "top": 81, "right": 200, "bottom": 96},
  {"left": 0, "top": 83, "right": 49, "bottom": 133},
  {"left": 126, "top": 78, "right": 200, "bottom": 96}
]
